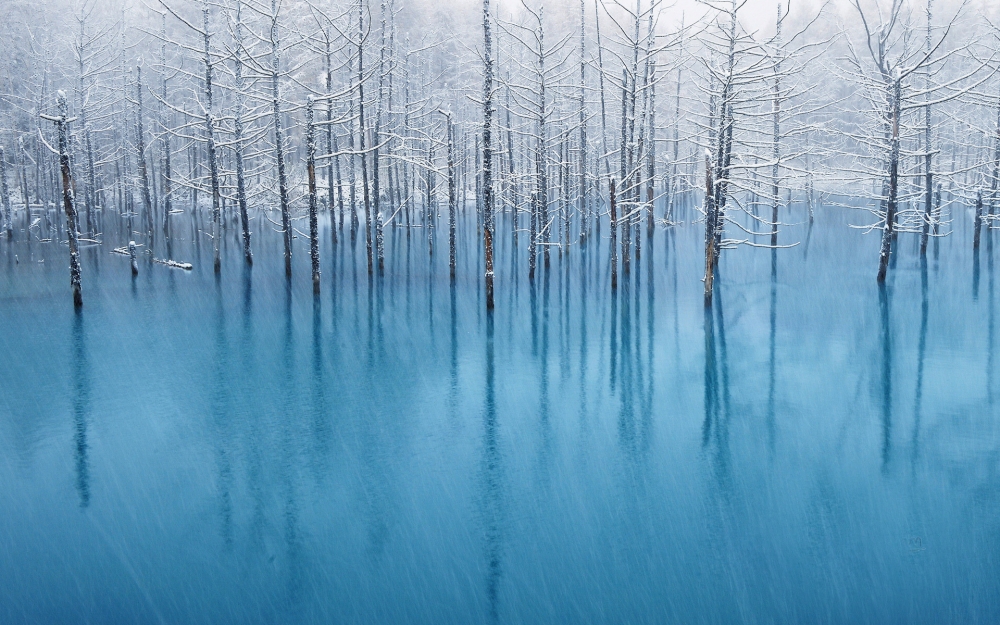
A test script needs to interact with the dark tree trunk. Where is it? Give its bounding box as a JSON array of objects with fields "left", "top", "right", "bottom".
[
  {"left": 610, "top": 178, "right": 618, "bottom": 290},
  {"left": 877, "top": 75, "right": 901, "bottom": 283},
  {"left": 46, "top": 93, "right": 83, "bottom": 306},
  {"left": 306, "top": 98, "right": 321, "bottom": 292}
]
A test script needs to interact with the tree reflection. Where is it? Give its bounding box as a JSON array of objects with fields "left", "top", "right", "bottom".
[
  {"left": 768, "top": 248, "right": 777, "bottom": 453},
  {"left": 879, "top": 283, "right": 892, "bottom": 471},
  {"left": 480, "top": 309, "right": 504, "bottom": 624},
  {"left": 913, "top": 257, "right": 928, "bottom": 468},
  {"left": 702, "top": 283, "right": 731, "bottom": 486},
  {"left": 71, "top": 310, "right": 90, "bottom": 508}
]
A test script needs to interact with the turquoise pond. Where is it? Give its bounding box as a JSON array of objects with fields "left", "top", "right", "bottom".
[{"left": 1, "top": 203, "right": 999, "bottom": 623}]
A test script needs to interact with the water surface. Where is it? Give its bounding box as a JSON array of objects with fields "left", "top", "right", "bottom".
[{"left": 1, "top": 205, "right": 999, "bottom": 623}]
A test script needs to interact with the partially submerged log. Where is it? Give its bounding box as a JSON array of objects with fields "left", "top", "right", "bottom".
[
  {"left": 111, "top": 245, "right": 192, "bottom": 270},
  {"left": 152, "top": 258, "right": 193, "bottom": 270}
]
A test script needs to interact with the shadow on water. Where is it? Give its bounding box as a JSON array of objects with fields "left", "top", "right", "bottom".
[{"left": 71, "top": 309, "right": 90, "bottom": 508}]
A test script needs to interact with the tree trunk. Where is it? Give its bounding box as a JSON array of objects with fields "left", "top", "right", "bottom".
[
  {"left": 47, "top": 93, "right": 83, "bottom": 306},
  {"left": 271, "top": 0, "right": 292, "bottom": 276},
  {"left": 704, "top": 151, "right": 716, "bottom": 305},
  {"left": 537, "top": 14, "right": 549, "bottom": 270},
  {"left": 920, "top": 0, "right": 934, "bottom": 256},
  {"left": 202, "top": 6, "right": 222, "bottom": 273},
  {"left": 325, "top": 32, "right": 337, "bottom": 247},
  {"left": 447, "top": 115, "right": 457, "bottom": 278},
  {"left": 135, "top": 66, "right": 153, "bottom": 240},
  {"left": 610, "top": 178, "right": 618, "bottom": 290},
  {"left": 374, "top": 0, "right": 389, "bottom": 274},
  {"left": 877, "top": 74, "right": 901, "bottom": 283},
  {"left": 348, "top": 56, "right": 359, "bottom": 237},
  {"left": 578, "top": 0, "right": 588, "bottom": 243},
  {"left": 306, "top": 98, "right": 321, "bottom": 292},
  {"left": 234, "top": 0, "right": 252, "bottom": 264},
  {"left": 483, "top": 0, "right": 495, "bottom": 309},
  {"left": 358, "top": 0, "right": 373, "bottom": 274},
  {"left": 974, "top": 190, "right": 984, "bottom": 251},
  {"left": 0, "top": 147, "right": 11, "bottom": 237}
]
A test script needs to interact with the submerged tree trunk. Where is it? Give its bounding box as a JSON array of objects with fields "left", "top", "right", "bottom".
[
  {"left": 129, "top": 240, "right": 138, "bottom": 275},
  {"left": 358, "top": 0, "right": 373, "bottom": 274},
  {"left": 578, "top": 0, "right": 588, "bottom": 243},
  {"left": 306, "top": 98, "right": 321, "bottom": 292},
  {"left": 45, "top": 92, "right": 83, "bottom": 306},
  {"left": 647, "top": 78, "right": 656, "bottom": 235},
  {"left": 200, "top": 5, "right": 222, "bottom": 273},
  {"left": 446, "top": 113, "right": 457, "bottom": 278},
  {"left": 974, "top": 190, "right": 984, "bottom": 251},
  {"left": 704, "top": 151, "right": 716, "bottom": 305},
  {"left": 234, "top": 0, "right": 252, "bottom": 264},
  {"left": 506, "top": 70, "right": 518, "bottom": 247},
  {"left": 374, "top": 0, "right": 389, "bottom": 274},
  {"left": 989, "top": 89, "right": 1000, "bottom": 223},
  {"left": 0, "top": 147, "right": 11, "bottom": 237},
  {"left": 771, "top": 3, "right": 782, "bottom": 248},
  {"left": 482, "top": 0, "right": 495, "bottom": 309},
  {"left": 135, "top": 66, "right": 153, "bottom": 240},
  {"left": 877, "top": 73, "right": 901, "bottom": 283},
  {"left": 920, "top": 0, "right": 934, "bottom": 256},
  {"left": 536, "top": 11, "right": 549, "bottom": 270},
  {"left": 347, "top": 56, "right": 359, "bottom": 237},
  {"left": 161, "top": 114, "right": 172, "bottom": 239},
  {"left": 17, "top": 138, "right": 30, "bottom": 238},
  {"left": 610, "top": 178, "right": 618, "bottom": 290},
  {"left": 619, "top": 68, "right": 630, "bottom": 276},
  {"left": 325, "top": 30, "right": 337, "bottom": 248},
  {"left": 427, "top": 142, "right": 435, "bottom": 255},
  {"left": 529, "top": 190, "right": 538, "bottom": 280},
  {"left": 84, "top": 127, "right": 96, "bottom": 236},
  {"left": 160, "top": 16, "right": 171, "bottom": 239},
  {"left": 333, "top": 133, "right": 345, "bottom": 231},
  {"left": 270, "top": 0, "right": 292, "bottom": 276}
]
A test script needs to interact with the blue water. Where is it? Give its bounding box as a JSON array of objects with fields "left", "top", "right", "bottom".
[{"left": 1, "top": 205, "right": 999, "bottom": 623}]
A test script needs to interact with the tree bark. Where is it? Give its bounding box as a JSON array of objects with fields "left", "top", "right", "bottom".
[
  {"left": 0, "top": 147, "right": 11, "bottom": 237},
  {"left": 306, "top": 97, "right": 321, "bottom": 292},
  {"left": 610, "top": 178, "right": 618, "bottom": 290},
  {"left": 483, "top": 0, "right": 495, "bottom": 309},
  {"left": 877, "top": 73, "right": 901, "bottom": 283},
  {"left": 48, "top": 93, "right": 83, "bottom": 306},
  {"left": 704, "top": 151, "right": 715, "bottom": 305},
  {"left": 270, "top": 0, "right": 291, "bottom": 276}
]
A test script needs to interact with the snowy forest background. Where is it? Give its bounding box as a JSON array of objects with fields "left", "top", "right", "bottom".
[{"left": 2, "top": 0, "right": 1000, "bottom": 302}]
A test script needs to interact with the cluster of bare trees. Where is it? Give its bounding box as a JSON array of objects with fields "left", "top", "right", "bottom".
[{"left": 1, "top": 0, "right": 1000, "bottom": 307}]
